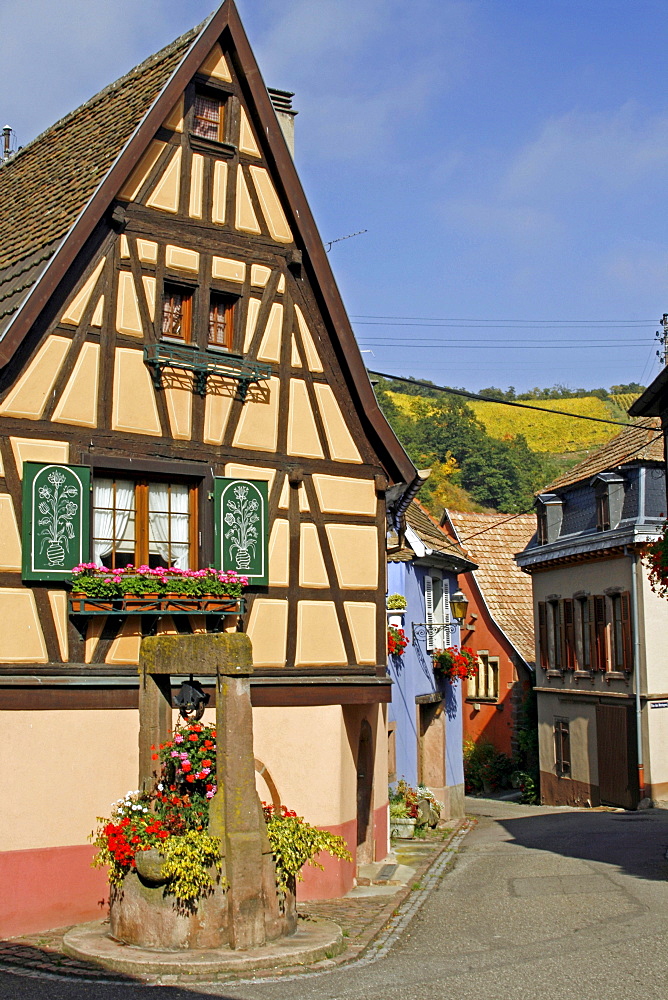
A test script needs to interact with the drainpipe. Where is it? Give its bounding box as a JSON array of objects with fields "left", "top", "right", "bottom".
[{"left": 626, "top": 545, "right": 645, "bottom": 802}]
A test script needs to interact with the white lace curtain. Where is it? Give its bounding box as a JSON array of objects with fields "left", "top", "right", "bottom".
[
  {"left": 148, "top": 483, "right": 190, "bottom": 569},
  {"left": 93, "top": 479, "right": 134, "bottom": 566}
]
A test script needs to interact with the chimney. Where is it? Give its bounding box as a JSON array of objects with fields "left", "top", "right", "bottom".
[
  {"left": 2, "top": 125, "right": 13, "bottom": 163},
  {"left": 268, "top": 89, "right": 297, "bottom": 157}
]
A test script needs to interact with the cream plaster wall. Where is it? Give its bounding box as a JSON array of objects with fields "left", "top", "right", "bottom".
[
  {"left": 146, "top": 147, "right": 181, "bottom": 213},
  {"left": 60, "top": 258, "right": 106, "bottom": 326},
  {"left": 246, "top": 599, "right": 288, "bottom": 667},
  {"left": 249, "top": 166, "right": 293, "bottom": 243},
  {"left": 0, "top": 495, "right": 22, "bottom": 571},
  {"left": 235, "top": 166, "right": 261, "bottom": 233},
  {"left": 189, "top": 154, "right": 204, "bottom": 218},
  {"left": 112, "top": 349, "right": 161, "bottom": 436},
  {"left": 0, "top": 589, "right": 47, "bottom": 662},
  {"left": 287, "top": 380, "right": 324, "bottom": 459},
  {"left": 645, "top": 702, "right": 668, "bottom": 801},
  {"left": 10, "top": 438, "right": 69, "bottom": 477},
  {"left": 637, "top": 568, "right": 668, "bottom": 695},
  {"left": 232, "top": 376, "right": 279, "bottom": 452},
  {"left": 212, "top": 161, "right": 228, "bottom": 225},
  {"left": 1, "top": 710, "right": 139, "bottom": 851},
  {"left": 314, "top": 384, "right": 362, "bottom": 463},
  {"left": 252, "top": 706, "right": 356, "bottom": 826},
  {"left": 537, "top": 690, "right": 598, "bottom": 788},
  {"left": 295, "top": 602, "right": 346, "bottom": 666},
  {"left": 0, "top": 336, "right": 70, "bottom": 419},
  {"left": 52, "top": 342, "right": 99, "bottom": 427},
  {"left": 313, "top": 475, "right": 376, "bottom": 517},
  {"left": 118, "top": 140, "right": 164, "bottom": 201},
  {"left": 325, "top": 524, "right": 378, "bottom": 589}
]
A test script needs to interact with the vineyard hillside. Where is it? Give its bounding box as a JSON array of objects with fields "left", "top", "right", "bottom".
[
  {"left": 386, "top": 391, "right": 619, "bottom": 453},
  {"left": 611, "top": 393, "right": 641, "bottom": 412}
]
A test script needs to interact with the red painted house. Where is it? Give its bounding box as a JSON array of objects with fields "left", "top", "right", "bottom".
[{"left": 441, "top": 511, "right": 535, "bottom": 757}]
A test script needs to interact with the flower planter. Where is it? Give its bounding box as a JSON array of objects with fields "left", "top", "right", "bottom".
[
  {"left": 70, "top": 593, "right": 116, "bottom": 613},
  {"left": 387, "top": 611, "right": 405, "bottom": 629},
  {"left": 390, "top": 817, "right": 416, "bottom": 839},
  {"left": 123, "top": 594, "right": 161, "bottom": 612}
]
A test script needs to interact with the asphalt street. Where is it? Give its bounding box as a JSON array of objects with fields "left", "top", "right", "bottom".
[{"left": 3, "top": 797, "right": 668, "bottom": 1000}]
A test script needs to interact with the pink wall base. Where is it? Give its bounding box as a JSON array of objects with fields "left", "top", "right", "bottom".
[{"left": 0, "top": 844, "right": 109, "bottom": 939}]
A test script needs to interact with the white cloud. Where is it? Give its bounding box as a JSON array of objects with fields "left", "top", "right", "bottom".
[{"left": 503, "top": 103, "right": 668, "bottom": 201}]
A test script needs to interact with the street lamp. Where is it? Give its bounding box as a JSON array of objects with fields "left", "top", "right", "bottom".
[{"left": 450, "top": 589, "right": 469, "bottom": 625}]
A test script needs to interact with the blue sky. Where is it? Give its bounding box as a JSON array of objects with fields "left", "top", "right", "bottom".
[{"left": 2, "top": 0, "right": 667, "bottom": 392}]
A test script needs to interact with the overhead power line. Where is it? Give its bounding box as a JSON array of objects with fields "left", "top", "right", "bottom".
[{"left": 367, "top": 370, "right": 652, "bottom": 429}]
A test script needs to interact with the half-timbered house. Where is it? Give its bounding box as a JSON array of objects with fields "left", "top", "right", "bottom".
[{"left": 0, "top": 1, "right": 419, "bottom": 936}]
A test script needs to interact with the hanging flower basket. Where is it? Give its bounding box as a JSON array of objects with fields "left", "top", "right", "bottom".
[
  {"left": 644, "top": 523, "right": 668, "bottom": 597},
  {"left": 388, "top": 624, "right": 409, "bottom": 657},
  {"left": 432, "top": 645, "right": 478, "bottom": 683}
]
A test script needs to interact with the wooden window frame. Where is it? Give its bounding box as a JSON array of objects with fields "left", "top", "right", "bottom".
[
  {"left": 596, "top": 490, "right": 611, "bottom": 532},
  {"left": 208, "top": 291, "right": 236, "bottom": 351},
  {"left": 467, "top": 651, "right": 500, "bottom": 702},
  {"left": 537, "top": 507, "right": 548, "bottom": 545},
  {"left": 609, "top": 591, "right": 633, "bottom": 672},
  {"left": 162, "top": 283, "right": 194, "bottom": 344},
  {"left": 92, "top": 475, "right": 198, "bottom": 571},
  {"left": 560, "top": 598, "right": 576, "bottom": 671},
  {"left": 192, "top": 91, "right": 225, "bottom": 143},
  {"left": 554, "top": 718, "right": 571, "bottom": 777},
  {"left": 575, "top": 596, "right": 592, "bottom": 671}
]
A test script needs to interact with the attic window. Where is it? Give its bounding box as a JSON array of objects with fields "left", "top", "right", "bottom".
[
  {"left": 592, "top": 472, "right": 625, "bottom": 533},
  {"left": 535, "top": 493, "right": 563, "bottom": 545},
  {"left": 193, "top": 93, "right": 224, "bottom": 142}
]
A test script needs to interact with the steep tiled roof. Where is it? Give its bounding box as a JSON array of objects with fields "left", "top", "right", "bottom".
[
  {"left": 445, "top": 510, "right": 536, "bottom": 666},
  {"left": 546, "top": 418, "right": 663, "bottom": 492},
  {"left": 405, "top": 500, "right": 474, "bottom": 565},
  {"left": 0, "top": 25, "right": 200, "bottom": 335}
]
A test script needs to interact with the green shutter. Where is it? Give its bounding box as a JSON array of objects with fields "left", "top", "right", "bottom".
[
  {"left": 22, "top": 462, "right": 91, "bottom": 581},
  {"left": 214, "top": 478, "right": 268, "bottom": 585}
]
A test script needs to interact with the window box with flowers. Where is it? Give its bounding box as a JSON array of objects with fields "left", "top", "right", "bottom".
[
  {"left": 432, "top": 645, "right": 478, "bottom": 683},
  {"left": 69, "top": 565, "right": 247, "bottom": 617}
]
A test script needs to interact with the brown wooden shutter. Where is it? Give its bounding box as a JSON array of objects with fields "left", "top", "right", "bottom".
[
  {"left": 594, "top": 595, "right": 607, "bottom": 671},
  {"left": 538, "top": 602, "right": 548, "bottom": 669},
  {"left": 562, "top": 598, "right": 575, "bottom": 670},
  {"left": 621, "top": 591, "right": 633, "bottom": 672},
  {"left": 587, "top": 596, "right": 597, "bottom": 670}
]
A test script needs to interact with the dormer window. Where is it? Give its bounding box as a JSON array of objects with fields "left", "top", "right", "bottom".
[
  {"left": 536, "top": 493, "right": 563, "bottom": 545},
  {"left": 193, "top": 93, "right": 224, "bottom": 142},
  {"left": 592, "top": 472, "right": 625, "bottom": 533}
]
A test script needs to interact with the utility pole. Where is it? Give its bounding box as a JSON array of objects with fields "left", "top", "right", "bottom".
[{"left": 655, "top": 314, "right": 668, "bottom": 365}]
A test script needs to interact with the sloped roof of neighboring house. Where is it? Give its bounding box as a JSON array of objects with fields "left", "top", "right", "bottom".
[
  {"left": 400, "top": 500, "right": 476, "bottom": 570},
  {"left": 545, "top": 418, "right": 663, "bottom": 492},
  {"left": 0, "top": 25, "right": 201, "bottom": 336},
  {"left": 443, "top": 510, "right": 536, "bottom": 666},
  {"left": 0, "top": 0, "right": 416, "bottom": 492}
]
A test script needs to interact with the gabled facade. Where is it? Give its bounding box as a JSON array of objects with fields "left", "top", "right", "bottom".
[
  {"left": 442, "top": 510, "right": 535, "bottom": 759},
  {"left": 386, "top": 501, "right": 476, "bottom": 819},
  {"left": 0, "top": 2, "right": 419, "bottom": 936},
  {"left": 516, "top": 420, "right": 668, "bottom": 810}
]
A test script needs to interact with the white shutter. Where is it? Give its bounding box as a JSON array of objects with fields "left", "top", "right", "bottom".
[
  {"left": 442, "top": 578, "right": 451, "bottom": 646},
  {"left": 425, "top": 574, "right": 434, "bottom": 652}
]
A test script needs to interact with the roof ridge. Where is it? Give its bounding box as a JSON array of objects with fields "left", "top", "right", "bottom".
[
  {"left": 545, "top": 417, "right": 663, "bottom": 491},
  {"left": 1, "top": 22, "right": 203, "bottom": 171}
]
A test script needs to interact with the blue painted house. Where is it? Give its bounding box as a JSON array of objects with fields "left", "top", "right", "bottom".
[{"left": 387, "top": 501, "right": 476, "bottom": 819}]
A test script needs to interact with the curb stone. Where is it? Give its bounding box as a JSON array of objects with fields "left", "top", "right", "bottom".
[{"left": 0, "top": 819, "right": 472, "bottom": 987}]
